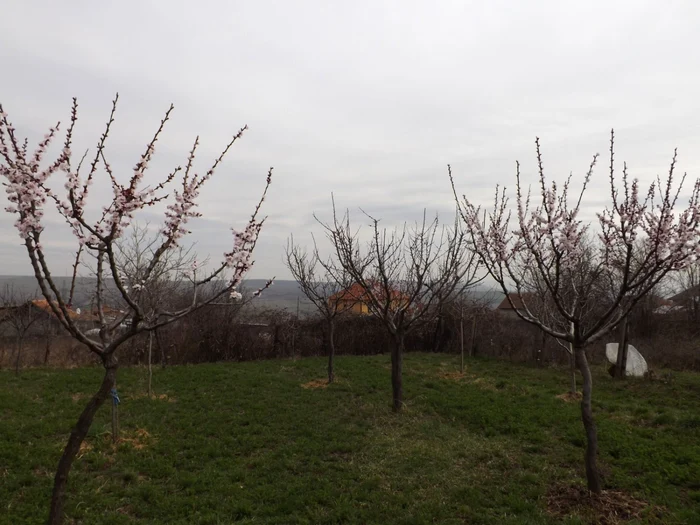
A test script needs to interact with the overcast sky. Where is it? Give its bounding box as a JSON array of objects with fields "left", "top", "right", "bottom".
[{"left": 1, "top": 0, "right": 699, "bottom": 280}]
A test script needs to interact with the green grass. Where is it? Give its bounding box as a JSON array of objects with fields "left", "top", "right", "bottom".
[{"left": 1, "top": 354, "right": 699, "bottom": 524}]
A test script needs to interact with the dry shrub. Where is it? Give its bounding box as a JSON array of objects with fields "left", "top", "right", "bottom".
[{"left": 4, "top": 297, "right": 699, "bottom": 372}]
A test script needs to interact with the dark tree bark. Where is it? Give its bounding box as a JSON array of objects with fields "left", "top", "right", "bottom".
[
  {"left": 48, "top": 355, "right": 119, "bottom": 524},
  {"left": 273, "top": 325, "right": 282, "bottom": 355},
  {"left": 391, "top": 333, "right": 404, "bottom": 412},
  {"left": 155, "top": 327, "right": 167, "bottom": 369},
  {"left": 431, "top": 310, "right": 443, "bottom": 353},
  {"left": 44, "top": 336, "right": 52, "bottom": 366},
  {"left": 327, "top": 320, "right": 335, "bottom": 384},
  {"left": 536, "top": 330, "right": 545, "bottom": 367},
  {"left": 614, "top": 316, "right": 629, "bottom": 379},
  {"left": 575, "top": 346, "right": 601, "bottom": 494}
]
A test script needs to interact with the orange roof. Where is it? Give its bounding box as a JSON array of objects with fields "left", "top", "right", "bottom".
[
  {"left": 329, "top": 283, "right": 370, "bottom": 303},
  {"left": 329, "top": 283, "right": 409, "bottom": 304},
  {"left": 30, "top": 299, "right": 106, "bottom": 321},
  {"left": 31, "top": 299, "right": 81, "bottom": 320}
]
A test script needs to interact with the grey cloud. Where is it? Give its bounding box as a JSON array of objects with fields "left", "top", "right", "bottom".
[{"left": 2, "top": 0, "right": 700, "bottom": 281}]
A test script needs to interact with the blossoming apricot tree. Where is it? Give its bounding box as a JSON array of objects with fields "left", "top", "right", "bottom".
[
  {"left": 450, "top": 131, "right": 700, "bottom": 493},
  {"left": 0, "top": 95, "right": 272, "bottom": 524}
]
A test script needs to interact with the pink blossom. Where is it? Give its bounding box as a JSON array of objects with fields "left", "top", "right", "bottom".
[{"left": 1, "top": 99, "right": 271, "bottom": 332}]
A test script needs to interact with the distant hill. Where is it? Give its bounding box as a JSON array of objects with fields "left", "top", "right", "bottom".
[
  {"left": 0, "top": 275, "right": 105, "bottom": 308},
  {"left": 0, "top": 276, "right": 316, "bottom": 312},
  {"left": 0, "top": 276, "right": 503, "bottom": 314}
]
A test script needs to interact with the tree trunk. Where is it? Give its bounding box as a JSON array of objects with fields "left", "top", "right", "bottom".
[
  {"left": 615, "top": 316, "right": 629, "bottom": 379},
  {"left": 431, "top": 310, "right": 444, "bottom": 353},
  {"left": 536, "top": 331, "right": 545, "bottom": 367},
  {"left": 44, "top": 335, "right": 52, "bottom": 366},
  {"left": 575, "top": 346, "right": 602, "bottom": 494},
  {"left": 327, "top": 319, "right": 335, "bottom": 384},
  {"left": 620, "top": 332, "right": 630, "bottom": 377},
  {"left": 569, "top": 348, "right": 577, "bottom": 394},
  {"left": 391, "top": 333, "right": 404, "bottom": 412},
  {"left": 155, "top": 328, "right": 166, "bottom": 369},
  {"left": 15, "top": 336, "right": 23, "bottom": 376},
  {"left": 111, "top": 377, "right": 119, "bottom": 444},
  {"left": 273, "top": 325, "right": 281, "bottom": 355},
  {"left": 147, "top": 332, "right": 153, "bottom": 398},
  {"left": 48, "top": 356, "right": 118, "bottom": 524}
]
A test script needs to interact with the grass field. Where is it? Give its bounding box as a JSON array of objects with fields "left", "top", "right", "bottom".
[{"left": 1, "top": 354, "right": 699, "bottom": 524}]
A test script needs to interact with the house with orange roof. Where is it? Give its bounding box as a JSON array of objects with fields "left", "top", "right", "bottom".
[{"left": 328, "top": 282, "right": 411, "bottom": 315}]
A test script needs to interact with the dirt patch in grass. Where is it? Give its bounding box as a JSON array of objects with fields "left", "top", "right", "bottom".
[
  {"left": 547, "top": 484, "right": 659, "bottom": 524},
  {"left": 74, "top": 428, "right": 155, "bottom": 458},
  {"left": 155, "top": 393, "right": 175, "bottom": 401},
  {"left": 556, "top": 391, "right": 583, "bottom": 403},
  {"left": 128, "top": 392, "right": 176, "bottom": 402},
  {"left": 301, "top": 379, "right": 329, "bottom": 389},
  {"left": 114, "top": 428, "right": 153, "bottom": 450},
  {"left": 471, "top": 377, "right": 498, "bottom": 391},
  {"left": 437, "top": 372, "right": 499, "bottom": 391},
  {"left": 77, "top": 440, "right": 93, "bottom": 458},
  {"left": 438, "top": 371, "right": 466, "bottom": 381}
]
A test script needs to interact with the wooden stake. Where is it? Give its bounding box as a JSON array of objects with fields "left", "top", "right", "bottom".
[
  {"left": 111, "top": 381, "right": 119, "bottom": 444},
  {"left": 147, "top": 332, "right": 153, "bottom": 398},
  {"left": 459, "top": 302, "right": 464, "bottom": 374}
]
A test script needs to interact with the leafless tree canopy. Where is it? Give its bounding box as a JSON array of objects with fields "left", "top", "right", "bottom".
[
  {"left": 285, "top": 234, "right": 354, "bottom": 382},
  {"left": 112, "top": 222, "right": 198, "bottom": 322},
  {"left": 317, "top": 198, "right": 481, "bottom": 410},
  {"left": 319, "top": 202, "right": 480, "bottom": 334},
  {"left": 285, "top": 234, "right": 353, "bottom": 320}
]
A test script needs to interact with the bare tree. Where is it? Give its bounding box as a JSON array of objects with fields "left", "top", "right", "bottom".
[
  {"left": 114, "top": 222, "right": 197, "bottom": 396},
  {"left": 0, "top": 286, "right": 42, "bottom": 374},
  {"left": 451, "top": 131, "right": 700, "bottom": 493},
  {"left": 285, "top": 235, "right": 352, "bottom": 383},
  {"left": 0, "top": 96, "right": 272, "bottom": 524},
  {"left": 319, "top": 203, "right": 480, "bottom": 411}
]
